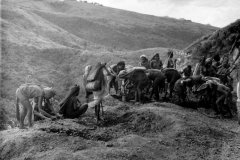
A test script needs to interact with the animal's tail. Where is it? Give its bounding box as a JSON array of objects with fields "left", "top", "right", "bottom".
[{"left": 16, "top": 97, "right": 20, "bottom": 122}]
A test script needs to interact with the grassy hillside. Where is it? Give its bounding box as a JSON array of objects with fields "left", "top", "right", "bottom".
[
  {"left": 185, "top": 20, "right": 240, "bottom": 59},
  {"left": 184, "top": 19, "right": 240, "bottom": 69},
  {"left": 5, "top": 0, "right": 217, "bottom": 50},
  {"left": 0, "top": 0, "right": 216, "bottom": 125}
]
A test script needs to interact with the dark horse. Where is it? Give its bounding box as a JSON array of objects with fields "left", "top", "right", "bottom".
[
  {"left": 146, "top": 69, "right": 166, "bottom": 101},
  {"left": 162, "top": 68, "right": 181, "bottom": 98},
  {"left": 118, "top": 67, "right": 149, "bottom": 103}
]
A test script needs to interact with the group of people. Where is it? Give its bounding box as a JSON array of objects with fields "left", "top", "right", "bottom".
[
  {"left": 107, "top": 51, "right": 239, "bottom": 118},
  {"left": 139, "top": 51, "right": 175, "bottom": 70},
  {"left": 175, "top": 54, "right": 237, "bottom": 117},
  {"left": 15, "top": 83, "right": 90, "bottom": 129},
  {"left": 15, "top": 49, "right": 240, "bottom": 129}
]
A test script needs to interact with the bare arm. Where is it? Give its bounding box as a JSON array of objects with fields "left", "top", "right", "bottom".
[
  {"left": 33, "top": 110, "right": 50, "bottom": 120},
  {"left": 35, "top": 97, "right": 55, "bottom": 119},
  {"left": 45, "top": 99, "right": 58, "bottom": 115},
  {"left": 33, "top": 97, "right": 50, "bottom": 120}
]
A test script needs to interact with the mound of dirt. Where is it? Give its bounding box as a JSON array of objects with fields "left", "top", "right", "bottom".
[{"left": 1, "top": 99, "right": 240, "bottom": 160}]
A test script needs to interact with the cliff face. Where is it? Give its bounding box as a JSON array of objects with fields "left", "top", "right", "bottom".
[
  {"left": 184, "top": 20, "right": 240, "bottom": 86},
  {"left": 185, "top": 20, "right": 240, "bottom": 59}
]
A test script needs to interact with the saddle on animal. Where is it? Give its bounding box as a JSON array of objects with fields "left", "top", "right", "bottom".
[
  {"left": 87, "top": 63, "right": 106, "bottom": 82},
  {"left": 85, "top": 63, "right": 106, "bottom": 92},
  {"left": 118, "top": 66, "right": 146, "bottom": 79}
]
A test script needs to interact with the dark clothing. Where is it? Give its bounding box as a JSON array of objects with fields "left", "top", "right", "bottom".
[
  {"left": 183, "top": 75, "right": 206, "bottom": 92},
  {"left": 183, "top": 67, "right": 192, "bottom": 78},
  {"left": 212, "top": 61, "right": 221, "bottom": 72},
  {"left": 140, "top": 60, "right": 150, "bottom": 69},
  {"left": 61, "top": 97, "right": 88, "bottom": 119},
  {"left": 167, "top": 58, "right": 174, "bottom": 68},
  {"left": 150, "top": 54, "right": 163, "bottom": 69},
  {"left": 174, "top": 78, "right": 187, "bottom": 102},
  {"left": 150, "top": 59, "right": 163, "bottom": 69},
  {"left": 59, "top": 85, "right": 88, "bottom": 119},
  {"left": 109, "top": 64, "right": 119, "bottom": 75},
  {"left": 200, "top": 65, "right": 216, "bottom": 77},
  {"left": 217, "top": 66, "right": 233, "bottom": 89}
]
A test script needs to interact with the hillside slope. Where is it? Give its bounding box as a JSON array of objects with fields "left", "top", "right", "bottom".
[
  {"left": 0, "top": 0, "right": 190, "bottom": 122},
  {"left": 185, "top": 20, "right": 240, "bottom": 58},
  {"left": 5, "top": 0, "right": 217, "bottom": 50},
  {"left": 184, "top": 20, "right": 240, "bottom": 84}
]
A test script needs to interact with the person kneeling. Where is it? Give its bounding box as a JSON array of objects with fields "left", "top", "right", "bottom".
[{"left": 59, "top": 85, "right": 88, "bottom": 119}]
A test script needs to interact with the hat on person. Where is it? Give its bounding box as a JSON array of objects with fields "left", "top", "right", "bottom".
[
  {"left": 43, "top": 87, "right": 56, "bottom": 99},
  {"left": 140, "top": 55, "right": 147, "bottom": 59}
]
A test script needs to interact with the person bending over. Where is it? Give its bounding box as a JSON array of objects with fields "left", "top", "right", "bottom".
[{"left": 16, "top": 83, "right": 56, "bottom": 129}]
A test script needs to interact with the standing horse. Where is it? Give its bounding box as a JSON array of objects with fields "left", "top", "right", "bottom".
[
  {"left": 83, "top": 62, "right": 111, "bottom": 122},
  {"left": 118, "top": 67, "right": 150, "bottom": 103},
  {"left": 146, "top": 69, "right": 166, "bottom": 101},
  {"left": 162, "top": 68, "right": 181, "bottom": 98}
]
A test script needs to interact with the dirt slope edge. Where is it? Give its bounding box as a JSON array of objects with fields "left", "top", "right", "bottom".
[{"left": 1, "top": 97, "right": 240, "bottom": 160}]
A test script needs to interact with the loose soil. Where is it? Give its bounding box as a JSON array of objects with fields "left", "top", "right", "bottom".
[{"left": 1, "top": 96, "right": 240, "bottom": 160}]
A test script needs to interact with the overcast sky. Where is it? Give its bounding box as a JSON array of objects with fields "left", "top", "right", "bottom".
[{"left": 86, "top": 0, "right": 240, "bottom": 28}]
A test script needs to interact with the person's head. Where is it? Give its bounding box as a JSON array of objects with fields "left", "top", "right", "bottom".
[
  {"left": 153, "top": 53, "right": 160, "bottom": 61},
  {"left": 117, "top": 61, "right": 125, "bottom": 71},
  {"left": 187, "top": 65, "right": 192, "bottom": 70},
  {"left": 222, "top": 56, "right": 229, "bottom": 67},
  {"left": 199, "top": 56, "right": 206, "bottom": 65},
  {"left": 43, "top": 87, "right": 56, "bottom": 99},
  {"left": 213, "top": 54, "right": 220, "bottom": 62},
  {"left": 205, "top": 58, "right": 212, "bottom": 66},
  {"left": 140, "top": 55, "right": 148, "bottom": 62}
]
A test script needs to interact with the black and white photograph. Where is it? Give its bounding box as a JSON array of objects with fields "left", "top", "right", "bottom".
[{"left": 0, "top": 0, "right": 240, "bottom": 159}]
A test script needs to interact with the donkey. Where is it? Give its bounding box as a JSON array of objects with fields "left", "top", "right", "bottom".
[{"left": 83, "top": 62, "right": 111, "bottom": 122}]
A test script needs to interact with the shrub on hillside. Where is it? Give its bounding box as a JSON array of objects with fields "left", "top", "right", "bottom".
[{"left": 200, "top": 40, "right": 212, "bottom": 53}]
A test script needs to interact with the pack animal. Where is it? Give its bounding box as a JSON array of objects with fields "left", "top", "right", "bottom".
[
  {"left": 83, "top": 62, "right": 110, "bottom": 122},
  {"left": 162, "top": 68, "right": 181, "bottom": 98},
  {"left": 119, "top": 68, "right": 150, "bottom": 103}
]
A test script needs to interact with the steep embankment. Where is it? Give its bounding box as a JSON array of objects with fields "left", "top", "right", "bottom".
[
  {"left": 184, "top": 20, "right": 240, "bottom": 88},
  {"left": 1, "top": 97, "right": 240, "bottom": 160},
  {"left": 185, "top": 20, "right": 240, "bottom": 60}
]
